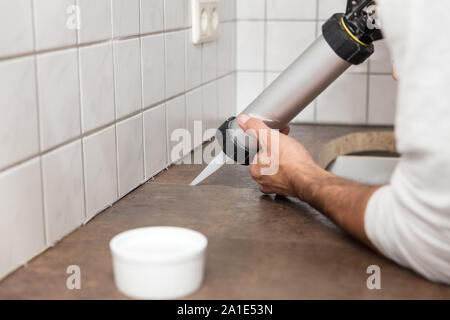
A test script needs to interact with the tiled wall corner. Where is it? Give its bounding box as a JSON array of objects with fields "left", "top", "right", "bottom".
[
  {"left": 236, "top": 0, "right": 397, "bottom": 126},
  {"left": 0, "top": 0, "right": 237, "bottom": 280}
]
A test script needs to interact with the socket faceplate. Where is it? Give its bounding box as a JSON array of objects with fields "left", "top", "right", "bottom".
[{"left": 191, "top": 0, "right": 219, "bottom": 44}]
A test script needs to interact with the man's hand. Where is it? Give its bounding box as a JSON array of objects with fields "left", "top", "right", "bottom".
[
  {"left": 237, "top": 114, "right": 326, "bottom": 198},
  {"left": 237, "top": 114, "right": 379, "bottom": 248}
]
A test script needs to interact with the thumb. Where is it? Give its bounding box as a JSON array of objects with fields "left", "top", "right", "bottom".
[{"left": 237, "top": 114, "right": 271, "bottom": 148}]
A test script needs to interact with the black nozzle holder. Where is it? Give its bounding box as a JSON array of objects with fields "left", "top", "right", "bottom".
[
  {"left": 322, "top": 13, "right": 374, "bottom": 65},
  {"left": 216, "top": 117, "right": 257, "bottom": 166}
]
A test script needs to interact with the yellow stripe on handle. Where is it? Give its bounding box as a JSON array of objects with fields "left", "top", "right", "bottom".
[{"left": 340, "top": 17, "right": 369, "bottom": 47}]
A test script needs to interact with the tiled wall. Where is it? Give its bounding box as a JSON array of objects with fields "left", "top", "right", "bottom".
[
  {"left": 0, "top": 0, "right": 236, "bottom": 279},
  {"left": 235, "top": 0, "right": 397, "bottom": 125}
]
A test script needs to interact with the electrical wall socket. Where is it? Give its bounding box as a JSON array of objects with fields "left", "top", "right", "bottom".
[{"left": 191, "top": 0, "right": 219, "bottom": 44}]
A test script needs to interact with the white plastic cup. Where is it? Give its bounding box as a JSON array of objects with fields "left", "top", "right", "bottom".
[{"left": 110, "top": 226, "right": 208, "bottom": 300}]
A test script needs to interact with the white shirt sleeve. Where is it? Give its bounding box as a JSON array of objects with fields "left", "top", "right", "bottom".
[{"left": 364, "top": 0, "right": 450, "bottom": 284}]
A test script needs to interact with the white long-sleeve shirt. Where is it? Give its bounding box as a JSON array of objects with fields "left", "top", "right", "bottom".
[{"left": 365, "top": 0, "right": 450, "bottom": 284}]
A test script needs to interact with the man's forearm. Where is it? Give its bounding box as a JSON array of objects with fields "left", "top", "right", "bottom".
[{"left": 292, "top": 167, "right": 380, "bottom": 248}]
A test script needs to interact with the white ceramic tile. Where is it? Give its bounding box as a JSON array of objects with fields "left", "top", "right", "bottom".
[
  {"left": 318, "top": 0, "right": 346, "bottom": 20},
  {"left": 370, "top": 40, "right": 393, "bottom": 74},
  {"left": 202, "top": 40, "right": 217, "bottom": 83},
  {"left": 218, "top": 74, "right": 235, "bottom": 121},
  {"left": 42, "top": 140, "right": 85, "bottom": 244},
  {"left": 165, "top": 31, "right": 185, "bottom": 98},
  {"left": 140, "top": 0, "right": 165, "bottom": 33},
  {"left": 83, "top": 125, "right": 118, "bottom": 219},
  {"left": 112, "top": 0, "right": 140, "bottom": 37},
  {"left": 267, "top": 0, "right": 317, "bottom": 20},
  {"left": 316, "top": 74, "right": 367, "bottom": 124},
  {"left": 185, "top": 88, "right": 203, "bottom": 149},
  {"left": 236, "top": 71, "right": 264, "bottom": 114},
  {"left": 0, "top": 0, "right": 34, "bottom": 57},
  {"left": 230, "top": 21, "right": 237, "bottom": 71},
  {"left": 217, "top": 22, "right": 231, "bottom": 77},
  {"left": 0, "top": 57, "right": 39, "bottom": 170},
  {"left": 37, "top": 49, "right": 81, "bottom": 151},
  {"left": 185, "top": 0, "right": 192, "bottom": 28},
  {"left": 113, "top": 38, "right": 142, "bottom": 118},
  {"left": 78, "top": 0, "right": 112, "bottom": 44},
  {"left": 116, "top": 114, "right": 144, "bottom": 197},
  {"left": 79, "top": 42, "right": 115, "bottom": 132},
  {"left": 219, "top": 0, "right": 234, "bottom": 22},
  {"left": 166, "top": 95, "right": 187, "bottom": 162},
  {"left": 141, "top": 34, "right": 166, "bottom": 107},
  {"left": 0, "top": 159, "right": 45, "bottom": 280},
  {"left": 143, "top": 104, "right": 168, "bottom": 179},
  {"left": 202, "top": 81, "right": 219, "bottom": 136},
  {"left": 185, "top": 30, "right": 202, "bottom": 90},
  {"left": 266, "top": 21, "right": 316, "bottom": 71},
  {"left": 368, "top": 75, "right": 398, "bottom": 125},
  {"left": 33, "top": 0, "right": 77, "bottom": 51},
  {"left": 236, "top": 21, "right": 264, "bottom": 71},
  {"left": 164, "top": 0, "right": 185, "bottom": 30},
  {"left": 236, "top": 0, "right": 265, "bottom": 20}
]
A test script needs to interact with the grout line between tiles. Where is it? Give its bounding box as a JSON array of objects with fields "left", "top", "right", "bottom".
[
  {"left": 30, "top": 0, "right": 49, "bottom": 247},
  {"left": 138, "top": 0, "right": 146, "bottom": 184},
  {"left": 110, "top": 0, "right": 121, "bottom": 206},
  {"left": 163, "top": 0, "right": 170, "bottom": 167},
  {"left": 75, "top": 0, "right": 88, "bottom": 222}
]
